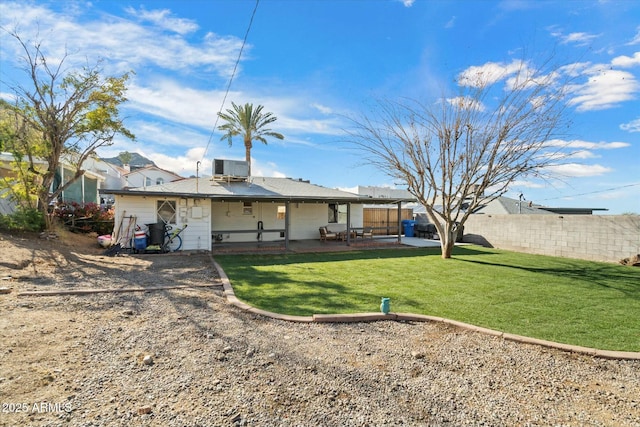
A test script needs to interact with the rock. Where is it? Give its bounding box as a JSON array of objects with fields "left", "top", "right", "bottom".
[
  {"left": 137, "top": 406, "right": 152, "bottom": 415},
  {"left": 142, "top": 355, "right": 154, "bottom": 365},
  {"left": 619, "top": 254, "right": 640, "bottom": 266},
  {"left": 411, "top": 351, "right": 426, "bottom": 359}
]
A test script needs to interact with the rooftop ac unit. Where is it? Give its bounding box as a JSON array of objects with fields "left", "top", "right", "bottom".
[{"left": 213, "top": 159, "right": 249, "bottom": 178}]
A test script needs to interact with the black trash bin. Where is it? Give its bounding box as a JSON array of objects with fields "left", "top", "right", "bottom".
[{"left": 147, "top": 222, "right": 165, "bottom": 245}]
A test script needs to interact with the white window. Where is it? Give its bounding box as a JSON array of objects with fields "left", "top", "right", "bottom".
[
  {"left": 277, "top": 205, "right": 286, "bottom": 220},
  {"left": 243, "top": 202, "right": 253, "bottom": 215},
  {"left": 156, "top": 178, "right": 164, "bottom": 185},
  {"left": 157, "top": 200, "right": 176, "bottom": 224}
]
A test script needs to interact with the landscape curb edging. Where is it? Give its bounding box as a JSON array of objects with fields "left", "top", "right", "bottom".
[{"left": 211, "top": 260, "right": 640, "bottom": 361}]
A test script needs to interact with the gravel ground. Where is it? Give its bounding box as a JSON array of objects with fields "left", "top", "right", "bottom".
[{"left": 1, "top": 231, "right": 639, "bottom": 426}]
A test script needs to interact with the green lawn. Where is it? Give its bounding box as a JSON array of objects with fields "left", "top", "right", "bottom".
[{"left": 214, "top": 246, "right": 640, "bottom": 351}]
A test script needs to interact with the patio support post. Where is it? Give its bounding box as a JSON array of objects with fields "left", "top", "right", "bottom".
[
  {"left": 346, "top": 203, "right": 351, "bottom": 246},
  {"left": 285, "top": 200, "right": 290, "bottom": 251},
  {"left": 397, "top": 201, "right": 402, "bottom": 244}
]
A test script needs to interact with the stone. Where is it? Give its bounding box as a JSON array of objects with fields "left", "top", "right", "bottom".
[{"left": 137, "top": 406, "right": 152, "bottom": 415}]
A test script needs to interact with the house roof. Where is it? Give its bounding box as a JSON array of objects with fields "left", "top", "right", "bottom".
[
  {"left": 472, "top": 196, "right": 607, "bottom": 215},
  {"left": 1, "top": 152, "right": 105, "bottom": 181},
  {"left": 122, "top": 164, "right": 184, "bottom": 180},
  {"left": 102, "top": 176, "right": 415, "bottom": 204}
]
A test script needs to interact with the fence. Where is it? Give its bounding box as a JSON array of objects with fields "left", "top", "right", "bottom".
[
  {"left": 463, "top": 214, "right": 640, "bottom": 263},
  {"left": 363, "top": 208, "right": 413, "bottom": 235}
]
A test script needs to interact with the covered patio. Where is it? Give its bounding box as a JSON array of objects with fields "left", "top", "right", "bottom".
[{"left": 209, "top": 235, "right": 444, "bottom": 254}]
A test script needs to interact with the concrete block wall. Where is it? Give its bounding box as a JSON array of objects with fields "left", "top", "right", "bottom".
[{"left": 463, "top": 214, "right": 640, "bottom": 263}]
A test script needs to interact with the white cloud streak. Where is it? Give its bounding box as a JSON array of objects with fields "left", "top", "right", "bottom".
[
  {"left": 627, "top": 26, "right": 640, "bottom": 46},
  {"left": 566, "top": 65, "right": 639, "bottom": 111},
  {"left": 620, "top": 117, "right": 640, "bottom": 132},
  {"left": 0, "top": 1, "right": 244, "bottom": 77},
  {"left": 125, "top": 6, "right": 199, "bottom": 35},
  {"left": 544, "top": 139, "right": 631, "bottom": 150},
  {"left": 546, "top": 163, "right": 612, "bottom": 177},
  {"left": 611, "top": 52, "right": 640, "bottom": 68}
]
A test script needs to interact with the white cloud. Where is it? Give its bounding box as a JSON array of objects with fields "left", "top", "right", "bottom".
[
  {"left": 0, "top": 92, "right": 16, "bottom": 102},
  {"left": 446, "top": 96, "right": 485, "bottom": 111},
  {"left": 611, "top": 52, "right": 640, "bottom": 68},
  {"left": 143, "top": 147, "right": 207, "bottom": 177},
  {"left": 509, "top": 180, "right": 547, "bottom": 189},
  {"left": 546, "top": 163, "right": 611, "bottom": 177},
  {"left": 312, "top": 103, "right": 333, "bottom": 114},
  {"left": 566, "top": 68, "right": 639, "bottom": 111},
  {"left": 559, "top": 32, "right": 600, "bottom": 46},
  {"left": 545, "top": 139, "right": 631, "bottom": 150},
  {"left": 0, "top": 1, "right": 244, "bottom": 78},
  {"left": 620, "top": 117, "right": 640, "bottom": 132},
  {"left": 399, "top": 0, "right": 415, "bottom": 7},
  {"left": 250, "top": 159, "right": 288, "bottom": 178},
  {"left": 457, "top": 59, "right": 527, "bottom": 87},
  {"left": 127, "top": 81, "right": 226, "bottom": 128},
  {"left": 627, "top": 26, "right": 640, "bottom": 46},
  {"left": 125, "top": 6, "right": 199, "bottom": 35}
]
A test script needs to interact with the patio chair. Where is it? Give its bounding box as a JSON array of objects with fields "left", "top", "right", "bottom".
[
  {"left": 357, "top": 227, "right": 373, "bottom": 239},
  {"left": 319, "top": 226, "right": 338, "bottom": 241}
]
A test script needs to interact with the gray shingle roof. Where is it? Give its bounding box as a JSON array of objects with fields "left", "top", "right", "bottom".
[{"left": 103, "top": 177, "right": 413, "bottom": 204}]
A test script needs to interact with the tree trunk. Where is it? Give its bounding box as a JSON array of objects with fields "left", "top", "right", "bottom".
[
  {"left": 244, "top": 137, "right": 252, "bottom": 176},
  {"left": 440, "top": 233, "right": 455, "bottom": 259},
  {"left": 440, "top": 224, "right": 456, "bottom": 259}
]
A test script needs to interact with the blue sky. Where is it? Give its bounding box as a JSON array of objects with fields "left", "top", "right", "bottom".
[{"left": 1, "top": 0, "right": 639, "bottom": 214}]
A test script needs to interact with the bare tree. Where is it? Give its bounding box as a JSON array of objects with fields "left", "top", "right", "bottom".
[
  {"left": 348, "top": 59, "right": 573, "bottom": 259},
  {"left": 3, "top": 30, "right": 134, "bottom": 231}
]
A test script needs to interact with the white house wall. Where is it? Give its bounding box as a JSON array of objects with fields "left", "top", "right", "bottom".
[
  {"left": 211, "top": 201, "right": 286, "bottom": 242},
  {"left": 125, "top": 170, "right": 181, "bottom": 188},
  {"left": 114, "top": 195, "right": 366, "bottom": 250},
  {"left": 114, "top": 195, "right": 211, "bottom": 251},
  {"left": 210, "top": 201, "right": 365, "bottom": 242}
]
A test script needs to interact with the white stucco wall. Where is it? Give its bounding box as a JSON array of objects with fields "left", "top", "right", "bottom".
[
  {"left": 114, "top": 195, "right": 211, "bottom": 251},
  {"left": 210, "top": 201, "right": 365, "bottom": 243},
  {"left": 114, "top": 195, "right": 366, "bottom": 249}
]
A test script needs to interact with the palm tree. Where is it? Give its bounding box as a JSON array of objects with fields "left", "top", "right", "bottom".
[{"left": 217, "top": 102, "right": 284, "bottom": 176}]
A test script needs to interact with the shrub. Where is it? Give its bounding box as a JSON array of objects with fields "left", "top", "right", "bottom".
[
  {"left": 0, "top": 207, "right": 45, "bottom": 232},
  {"left": 52, "top": 202, "right": 114, "bottom": 234}
]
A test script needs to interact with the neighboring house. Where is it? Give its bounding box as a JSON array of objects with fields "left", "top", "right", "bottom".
[
  {"left": 471, "top": 196, "right": 607, "bottom": 215},
  {"left": 104, "top": 174, "right": 413, "bottom": 251},
  {"left": 82, "top": 158, "right": 184, "bottom": 207},
  {"left": 82, "top": 157, "right": 128, "bottom": 194},
  {"left": 122, "top": 165, "right": 184, "bottom": 189},
  {"left": 0, "top": 152, "right": 106, "bottom": 209}
]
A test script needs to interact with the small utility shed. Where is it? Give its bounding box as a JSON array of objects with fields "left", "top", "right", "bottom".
[{"left": 103, "top": 176, "right": 413, "bottom": 251}]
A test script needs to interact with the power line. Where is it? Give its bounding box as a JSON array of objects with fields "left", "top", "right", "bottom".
[
  {"left": 200, "top": 0, "right": 259, "bottom": 167},
  {"left": 538, "top": 182, "right": 640, "bottom": 201}
]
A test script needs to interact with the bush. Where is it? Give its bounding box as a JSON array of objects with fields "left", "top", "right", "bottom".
[
  {"left": 0, "top": 207, "right": 45, "bottom": 232},
  {"left": 52, "top": 201, "right": 114, "bottom": 234}
]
